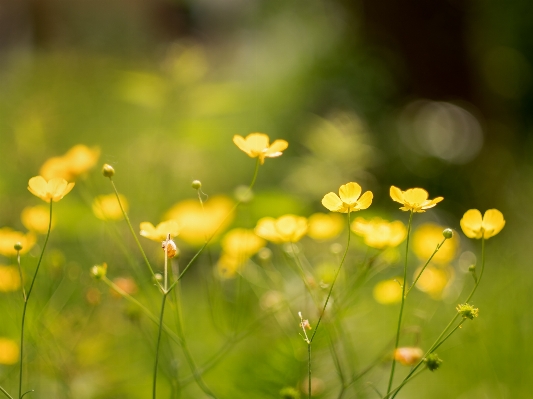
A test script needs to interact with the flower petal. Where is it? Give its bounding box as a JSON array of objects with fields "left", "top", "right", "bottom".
[
  {"left": 245, "top": 133, "right": 270, "bottom": 154},
  {"left": 255, "top": 217, "right": 282, "bottom": 243},
  {"left": 140, "top": 222, "right": 157, "bottom": 240},
  {"left": 339, "top": 182, "right": 362, "bottom": 204},
  {"left": 322, "top": 192, "right": 344, "bottom": 212},
  {"left": 460, "top": 209, "right": 483, "bottom": 239},
  {"left": 233, "top": 135, "right": 252, "bottom": 155},
  {"left": 482, "top": 209, "right": 505, "bottom": 239},
  {"left": 403, "top": 188, "right": 429, "bottom": 205},
  {"left": 28, "top": 176, "right": 49, "bottom": 201},
  {"left": 265, "top": 139, "right": 288, "bottom": 156},
  {"left": 390, "top": 186, "right": 404, "bottom": 204},
  {"left": 356, "top": 191, "right": 373, "bottom": 210}
]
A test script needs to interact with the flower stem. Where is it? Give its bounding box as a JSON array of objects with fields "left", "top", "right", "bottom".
[
  {"left": 308, "top": 343, "right": 312, "bottom": 399},
  {"left": 386, "top": 210, "right": 413, "bottom": 395},
  {"left": 153, "top": 293, "right": 168, "bottom": 399},
  {"left": 0, "top": 386, "right": 13, "bottom": 399},
  {"left": 406, "top": 236, "right": 447, "bottom": 296},
  {"left": 19, "top": 200, "right": 53, "bottom": 399}
]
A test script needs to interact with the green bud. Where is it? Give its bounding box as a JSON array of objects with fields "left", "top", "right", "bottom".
[
  {"left": 442, "top": 228, "right": 453, "bottom": 239},
  {"left": 456, "top": 303, "right": 479, "bottom": 320},
  {"left": 90, "top": 263, "right": 108, "bottom": 279},
  {"left": 468, "top": 264, "right": 476, "bottom": 272},
  {"left": 192, "top": 180, "right": 202, "bottom": 190},
  {"left": 279, "top": 387, "right": 300, "bottom": 399},
  {"left": 14, "top": 242, "right": 23, "bottom": 251},
  {"left": 424, "top": 353, "right": 443, "bottom": 371},
  {"left": 102, "top": 164, "right": 115, "bottom": 178}
]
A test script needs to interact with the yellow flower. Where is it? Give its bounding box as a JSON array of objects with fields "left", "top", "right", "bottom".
[
  {"left": 21, "top": 205, "right": 55, "bottom": 234},
  {"left": 0, "top": 228, "right": 36, "bottom": 256},
  {"left": 394, "top": 347, "right": 424, "bottom": 366},
  {"left": 165, "top": 195, "right": 234, "bottom": 246},
  {"left": 222, "top": 229, "right": 266, "bottom": 258},
  {"left": 40, "top": 144, "right": 100, "bottom": 181},
  {"left": 351, "top": 217, "right": 406, "bottom": 249},
  {"left": 373, "top": 278, "right": 402, "bottom": 304},
  {"left": 255, "top": 215, "right": 307, "bottom": 243},
  {"left": 0, "top": 266, "right": 21, "bottom": 291},
  {"left": 92, "top": 194, "right": 127, "bottom": 221},
  {"left": 216, "top": 253, "right": 242, "bottom": 279},
  {"left": 412, "top": 223, "right": 459, "bottom": 264},
  {"left": 460, "top": 209, "right": 505, "bottom": 239},
  {"left": 390, "top": 186, "right": 443, "bottom": 212},
  {"left": 28, "top": 176, "right": 75, "bottom": 203},
  {"left": 413, "top": 264, "right": 454, "bottom": 300},
  {"left": 0, "top": 338, "right": 19, "bottom": 365},
  {"left": 140, "top": 220, "right": 180, "bottom": 242},
  {"left": 307, "top": 213, "right": 344, "bottom": 241},
  {"left": 233, "top": 133, "right": 289, "bottom": 164},
  {"left": 322, "top": 182, "right": 373, "bottom": 213}
]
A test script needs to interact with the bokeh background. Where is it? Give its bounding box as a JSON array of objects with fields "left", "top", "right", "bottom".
[{"left": 0, "top": 0, "right": 532, "bottom": 398}]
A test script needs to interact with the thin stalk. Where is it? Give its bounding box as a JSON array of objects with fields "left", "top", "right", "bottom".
[
  {"left": 386, "top": 211, "right": 413, "bottom": 395},
  {"left": 383, "top": 367, "right": 427, "bottom": 399},
  {"left": 406, "top": 236, "right": 447, "bottom": 296},
  {"left": 152, "top": 294, "right": 168, "bottom": 399},
  {"left": 308, "top": 343, "right": 311, "bottom": 399},
  {"left": 0, "top": 386, "right": 14, "bottom": 399},
  {"left": 19, "top": 200, "right": 53, "bottom": 399},
  {"left": 16, "top": 250, "right": 26, "bottom": 301}
]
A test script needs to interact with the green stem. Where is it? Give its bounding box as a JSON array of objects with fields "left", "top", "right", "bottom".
[
  {"left": 406, "top": 237, "right": 447, "bottom": 296},
  {"left": 310, "top": 211, "right": 351, "bottom": 343},
  {"left": 16, "top": 251, "right": 26, "bottom": 302},
  {"left": 383, "top": 367, "right": 427, "bottom": 399},
  {"left": 19, "top": 200, "right": 53, "bottom": 399},
  {"left": 308, "top": 343, "right": 312, "bottom": 399},
  {"left": 386, "top": 210, "right": 413, "bottom": 395},
  {"left": 152, "top": 293, "right": 167, "bottom": 399},
  {"left": 0, "top": 386, "right": 13, "bottom": 399}
]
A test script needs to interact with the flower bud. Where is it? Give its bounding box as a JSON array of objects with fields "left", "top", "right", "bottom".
[
  {"left": 456, "top": 303, "right": 479, "bottom": 320},
  {"left": 13, "top": 242, "right": 23, "bottom": 251},
  {"left": 191, "top": 180, "right": 202, "bottom": 190},
  {"left": 468, "top": 264, "right": 476, "bottom": 272},
  {"left": 102, "top": 164, "right": 115, "bottom": 178},
  {"left": 162, "top": 237, "right": 179, "bottom": 258},
  {"left": 91, "top": 263, "right": 108, "bottom": 279},
  {"left": 154, "top": 273, "right": 163, "bottom": 283},
  {"left": 442, "top": 228, "right": 453, "bottom": 239},
  {"left": 279, "top": 387, "right": 300, "bottom": 399},
  {"left": 424, "top": 353, "right": 443, "bottom": 371}
]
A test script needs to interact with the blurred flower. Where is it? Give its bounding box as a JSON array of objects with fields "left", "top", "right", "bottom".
[
  {"left": 413, "top": 223, "right": 459, "bottom": 264},
  {"left": 373, "top": 279, "right": 402, "bottom": 304},
  {"left": 216, "top": 253, "right": 243, "bottom": 279},
  {"left": 85, "top": 288, "right": 101, "bottom": 305},
  {"left": 28, "top": 176, "right": 75, "bottom": 203},
  {"left": 40, "top": 145, "right": 100, "bottom": 181},
  {"left": 222, "top": 229, "right": 265, "bottom": 258},
  {"left": 390, "top": 186, "right": 443, "bottom": 213},
  {"left": 0, "top": 266, "right": 21, "bottom": 291},
  {"left": 0, "top": 228, "right": 35, "bottom": 257},
  {"left": 255, "top": 215, "right": 307, "bottom": 243},
  {"left": 394, "top": 347, "right": 424, "bottom": 366},
  {"left": 21, "top": 205, "right": 54, "bottom": 234},
  {"left": 140, "top": 221, "right": 180, "bottom": 242},
  {"left": 351, "top": 217, "right": 407, "bottom": 249},
  {"left": 233, "top": 133, "right": 288, "bottom": 164},
  {"left": 165, "top": 195, "right": 234, "bottom": 245},
  {"left": 322, "top": 182, "right": 373, "bottom": 213},
  {"left": 92, "top": 194, "right": 127, "bottom": 221},
  {"left": 307, "top": 213, "right": 344, "bottom": 241},
  {"left": 413, "top": 264, "right": 454, "bottom": 299},
  {"left": 0, "top": 338, "right": 19, "bottom": 365},
  {"left": 460, "top": 209, "right": 505, "bottom": 239},
  {"left": 110, "top": 277, "right": 138, "bottom": 298}
]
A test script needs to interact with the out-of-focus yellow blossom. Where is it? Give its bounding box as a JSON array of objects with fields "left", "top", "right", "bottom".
[
  {"left": 373, "top": 278, "right": 403, "bottom": 304},
  {"left": 460, "top": 209, "right": 505, "bottom": 239},
  {"left": 233, "top": 133, "right": 288, "bottom": 164},
  {"left": 322, "top": 182, "right": 373, "bottom": 213},
  {"left": 221, "top": 229, "right": 266, "bottom": 258},
  {"left": 216, "top": 253, "right": 243, "bottom": 279},
  {"left": 40, "top": 144, "right": 100, "bottom": 181},
  {"left": 0, "top": 338, "right": 19, "bottom": 365},
  {"left": 110, "top": 277, "right": 138, "bottom": 298},
  {"left": 0, "top": 266, "right": 21, "bottom": 291},
  {"left": 28, "top": 176, "right": 75, "bottom": 203},
  {"left": 413, "top": 223, "right": 459, "bottom": 264},
  {"left": 390, "top": 186, "right": 443, "bottom": 213},
  {"left": 92, "top": 194, "right": 127, "bottom": 221},
  {"left": 0, "top": 228, "right": 36, "bottom": 256},
  {"left": 21, "top": 205, "right": 55, "bottom": 234},
  {"left": 140, "top": 220, "right": 180, "bottom": 242},
  {"left": 414, "top": 264, "right": 454, "bottom": 299},
  {"left": 255, "top": 215, "right": 307, "bottom": 244},
  {"left": 165, "top": 195, "right": 234, "bottom": 246},
  {"left": 307, "top": 213, "right": 344, "bottom": 241},
  {"left": 394, "top": 347, "right": 424, "bottom": 366},
  {"left": 351, "top": 217, "right": 407, "bottom": 249}
]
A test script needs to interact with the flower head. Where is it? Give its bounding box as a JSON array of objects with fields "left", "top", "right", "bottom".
[
  {"left": 307, "top": 213, "right": 344, "bottom": 241},
  {"left": 456, "top": 303, "right": 479, "bottom": 320},
  {"left": 92, "top": 194, "right": 127, "bottom": 221},
  {"left": 322, "top": 182, "right": 373, "bottom": 213},
  {"left": 413, "top": 264, "right": 454, "bottom": 299},
  {"left": 233, "top": 133, "right": 288, "bottom": 164},
  {"left": 460, "top": 209, "right": 505, "bottom": 240},
  {"left": 140, "top": 221, "right": 180, "bottom": 242},
  {"left": 40, "top": 144, "right": 100, "bottom": 181},
  {"left": 255, "top": 215, "right": 307, "bottom": 243},
  {"left": 28, "top": 176, "right": 75, "bottom": 203},
  {"left": 0, "top": 338, "right": 19, "bottom": 365},
  {"left": 413, "top": 223, "right": 458, "bottom": 264},
  {"left": 373, "top": 278, "right": 403, "bottom": 304},
  {"left": 390, "top": 186, "right": 443, "bottom": 213},
  {"left": 0, "top": 266, "right": 21, "bottom": 292},
  {"left": 351, "top": 217, "right": 406, "bottom": 249},
  {"left": 21, "top": 205, "right": 55, "bottom": 234}
]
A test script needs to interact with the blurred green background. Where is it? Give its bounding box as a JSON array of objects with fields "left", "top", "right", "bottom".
[{"left": 0, "top": 0, "right": 532, "bottom": 398}]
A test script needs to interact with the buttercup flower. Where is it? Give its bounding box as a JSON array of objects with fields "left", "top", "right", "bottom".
[
  {"left": 412, "top": 223, "right": 458, "bottom": 264},
  {"left": 0, "top": 228, "right": 36, "bottom": 256},
  {"left": 460, "top": 209, "right": 505, "bottom": 239},
  {"left": 390, "top": 186, "right": 443, "bottom": 213},
  {"left": 413, "top": 264, "right": 454, "bottom": 299},
  {"left": 351, "top": 217, "right": 406, "bottom": 249},
  {"left": 322, "top": 182, "right": 373, "bottom": 213},
  {"left": 40, "top": 144, "right": 100, "bottom": 181},
  {"left": 255, "top": 215, "right": 308, "bottom": 243},
  {"left": 307, "top": 213, "right": 344, "bottom": 241},
  {"left": 0, "top": 338, "right": 19, "bottom": 365},
  {"left": 221, "top": 229, "right": 266, "bottom": 258},
  {"left": 21, "top": 205, "right": 55, "bottom": 234},
  {"left": 92, "top": 194, "right": 127, "bottom": 221},
  {"left": 394, "top": 347, "right": 424, "bottom": 366},
  {"left": 373, "top": 278, "right": 403, "bottom": 304},
  {"left": 0, "top": 266, "right": 21, "bottom": 292},
  {"left": 28, "top": 176, "right": 75, "bottom": 202},
  {"left": 140, "top": 220, "right": 180, "bottom": 242},
  {"left": 233, "top": 133, "right": 288, "bottom": 164}
]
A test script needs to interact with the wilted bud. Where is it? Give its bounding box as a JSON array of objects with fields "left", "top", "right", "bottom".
[
  {"left": 442, "top": 228, "right": 453, "bottom": 239},
  {"left": 91, "top": 263, "right": 108, "bottom": 279},
  {"left": 14, "top": 242, "right": 23, "bottom": 251},
  {"left": 424, "top": 353, "right": 443, "bottom": 371},
  {"left": 102, "top": 164, "right": 115, "bottom": 178},
  {"left": 191, "top": 180, "right": 202, "bottom": 190},
  {"left": 162, "top": 236, "right": 179, "bottom": 258},
  {"left": 394, "top": 347, "right": 424, "bottom": 366}
]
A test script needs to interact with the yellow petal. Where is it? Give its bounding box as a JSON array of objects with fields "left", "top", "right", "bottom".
[
  {"left": 460, "top": 209, "right": 483, "bottom": 239},
  {"left": 28, "top": 176, "right": 49, "bottom": 201},
  {"left": 322, "top": 192, "right": 344, "bottom": 212},
  {"left": 265, "top": 139, "right": 288, "bottom": 156},
  {"left": 233, "top": 135, "right": 252, "bottom": 155},
  {"left": 356, "top": 191, "right": 373, "bottom": 210},
  {"left": 255, "top": 217, "right": 282, "bottom": 243},
  {"left": 390, "top": 186, "right": 404, "bottom": 204},
  {"left": 245, "top": 133, "right": 270, "bottom": 154},
  {"left": 139, "top": 222, "right": 157, "bottom": 240},
  {"left": 482, "top": 209, "right": 505, "bottom": 239},
  {"left": 339, "top": 182, "right": 362, "bottom": 204},
  {"left": 403, "top": 188, "right": 429, "bottom": 205}
]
